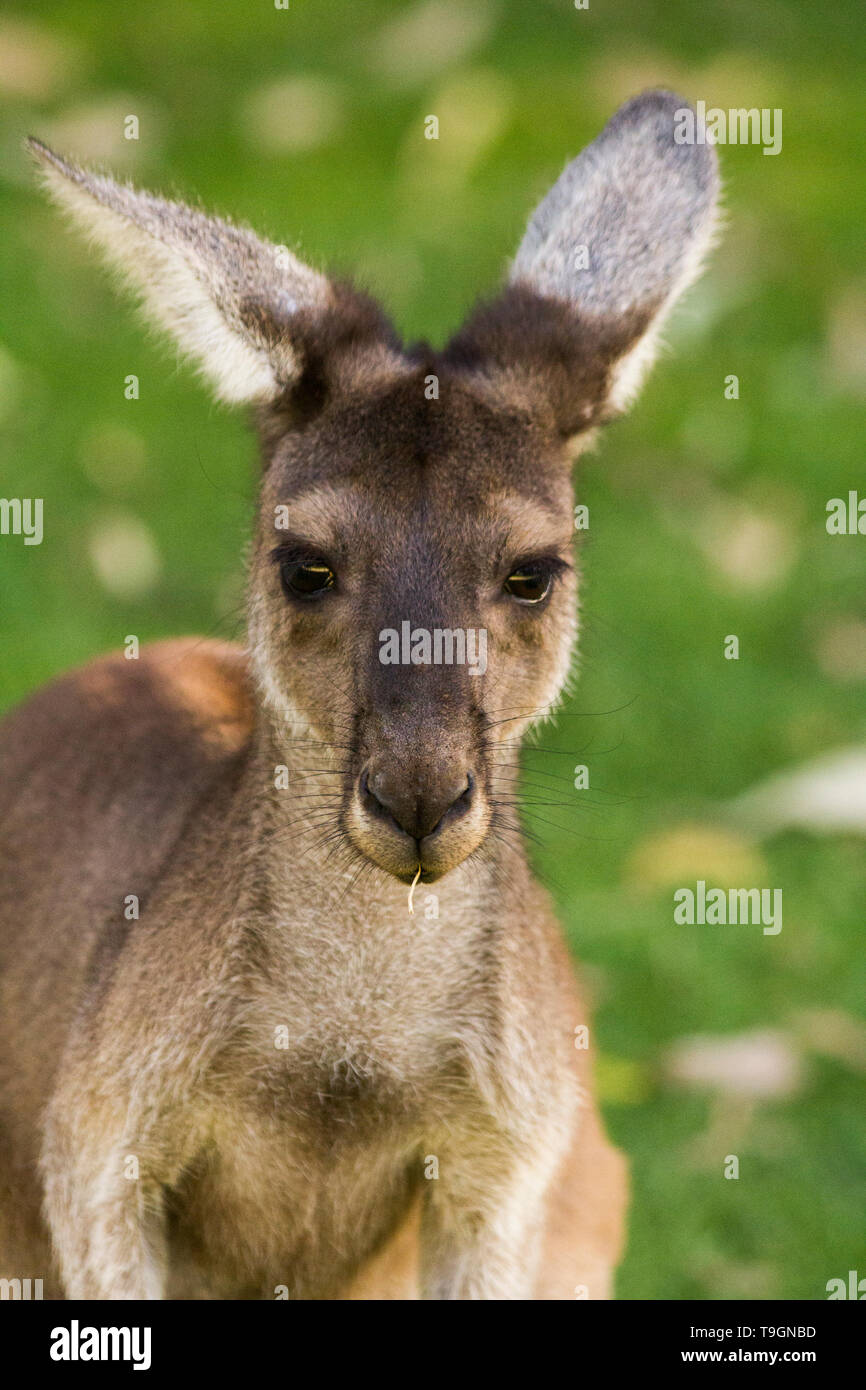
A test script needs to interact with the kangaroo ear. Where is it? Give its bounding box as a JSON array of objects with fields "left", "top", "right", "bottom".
[
  {"left": 27, "top": 139, "right": 333, "bottom": 405},
  {"left": 446, "top": 91, "right": 719, "bottom": 437}
]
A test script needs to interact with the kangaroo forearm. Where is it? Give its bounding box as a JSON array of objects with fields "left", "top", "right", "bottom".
[{"left": 45, "top": 1164, "right": 166, "bottom": 1300}]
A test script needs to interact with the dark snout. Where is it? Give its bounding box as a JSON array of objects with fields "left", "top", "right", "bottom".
[
  {"left": 345, "top": 652, "right": 491, "bottom": 881},
  {"left": 344, "top": 591, "right": 492, "bottom": 882},
  {"left": 361, "top": 760, "right": 475, "bottom": 845},
  {"left": 349, "top": 745, "right": 488, "bottom": 882}
]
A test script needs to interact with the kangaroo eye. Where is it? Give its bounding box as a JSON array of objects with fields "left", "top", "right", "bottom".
[
  {"left": 281, "top": 560, "right": 336, "bottom": 599},
  {"left": 504, "top": 564, "right": 553, "bottom": 604}
]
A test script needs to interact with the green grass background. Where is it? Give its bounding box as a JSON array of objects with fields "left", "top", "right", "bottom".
[{"left": 1, "top": 0, "right": 864, "bottom": 1298}]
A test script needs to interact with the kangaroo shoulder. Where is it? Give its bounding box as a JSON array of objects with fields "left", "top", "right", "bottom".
[{"left": 0, "top": 638, "right": 254, "bottom": 813}]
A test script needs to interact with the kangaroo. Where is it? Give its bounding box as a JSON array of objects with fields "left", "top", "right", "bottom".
[{"left": 0, "top": 92, "right": 717, "bottom": 1300}]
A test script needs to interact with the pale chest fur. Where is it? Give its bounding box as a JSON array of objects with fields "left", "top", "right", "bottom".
[
  {"left": 243, "top": 866, "right": 502, "bottom": 1105},
  {"left": 162, "top": 886, "right": 501, "bottom": 1296}
]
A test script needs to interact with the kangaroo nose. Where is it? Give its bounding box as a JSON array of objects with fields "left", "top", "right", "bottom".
[{"left": 361, "top": 762, "right": 475, "bottom": 842}]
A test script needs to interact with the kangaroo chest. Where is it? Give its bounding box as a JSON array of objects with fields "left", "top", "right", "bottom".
[
  {"left": 163, "top": 912, "right": 488, "bottom": 1296},
  {"left": 164, "top": 1101, "right": 421, "bottom": 1298},
  {"left": 238, "top": 898, "right": 492, "bottom": 1112}
]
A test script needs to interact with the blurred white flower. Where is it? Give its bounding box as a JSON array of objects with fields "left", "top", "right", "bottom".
[
  {"left": 729, "top": 747, "right": 866, "bottom": 836},
  {"left": 0, "top": 17, "right": 82, "bottom": 100},
  {"left": 826, "top": 282, "right": 866, "bottom": 397},
  {"left": 239, "top": 76, "right": 344, "bottom": 155},
  {"left": 664, "top": 1029, "right": 803, "bottom": 1099},
  {"left": 365, "top": 0, "right": 496, "bottom": 88},
  {"left": 626, "top": 822, "right": 766, "bottom": 891},
  {"left": 87, "top": 511, "right": 161, "bottom": 599},
  {"left": 43, "top": 97, "right": 163, "bottom": 169}
]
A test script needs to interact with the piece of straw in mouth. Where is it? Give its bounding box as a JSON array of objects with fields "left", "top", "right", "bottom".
[{"left": 407, "top": 863, "right": 422, "bottom": 914}]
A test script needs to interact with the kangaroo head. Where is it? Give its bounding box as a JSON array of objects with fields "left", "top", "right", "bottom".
[{"left": 30, "top": 91, "right": 717, "bottom": 886}]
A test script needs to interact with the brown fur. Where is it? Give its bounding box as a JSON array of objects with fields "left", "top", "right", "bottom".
[
  {"left": 0, "top": 637, "right": 625, "bottom": 1299},
  {"left": 0, "top": 94, "right": 717, "bottom": 1298}
]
